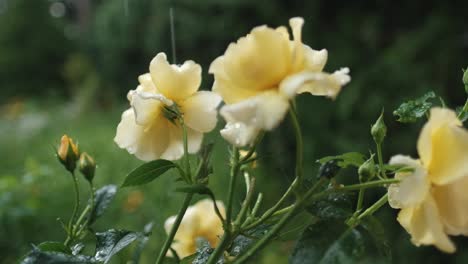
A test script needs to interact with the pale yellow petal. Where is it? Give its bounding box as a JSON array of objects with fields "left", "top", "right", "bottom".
[
  {"left": 387, "top": 155, "right": 430, "bottom": 209},
  {"left": 220, "top": 122, "right": 261, "bottom": 147},
  {"left": 433, "top": 175, "right": 468, "bottom": 235},
  {"left": 138, "top": 73, "right": 157, "bottom": 93},
  {"left": 193, "top": 199, "right": 225, "bottom": 247},
  {"left": 221, "top": 26, "right": 291, "bottom": 91},
  {"left": 150, "top": 52, "right": 201, "bottom": 101},
  {"left": 303, "top": 46, "right": 328, "bottom": 72},
  {"left": 289, "top": 17, "right": 305, "bottom": 72},
  {"left": 182, "top": 91, "right": 222, "bottom": 133},
  {"left": 417, "top": 107, "right": 461, "bottom": 168},
  {"left": 128, "top": 88, "right": 163, "bottom": 126},
  {"left": 114, "top": 109, "right": 169, "bottom": 161},
  {"left": 397, "top": 195, "right": 455, "bottom": 253},
  {"left": 160, "top": 123, "right": 184, "bottom": 160},
  {"left": 428, "top": 123, "right": 468, "bottom": 185},
  {"left": 186, "top": 127, "right": 203, "bottom": 154},
  {"left": 279, "top": 68, "right": 350, "bottom": 99}
]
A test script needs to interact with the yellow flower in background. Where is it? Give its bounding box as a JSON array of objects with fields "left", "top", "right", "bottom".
[
  {"left": 165, "top": 199, "right": 225, "bottom": 258},
  {"left": 115, "top": 53, "right": 222, "bottom": 161},
  {"left": 209, "top": 17, "right": 350, "bottom": 146},
  {"left": 388, "top": 107, "right": 468, "bottom": 253}
]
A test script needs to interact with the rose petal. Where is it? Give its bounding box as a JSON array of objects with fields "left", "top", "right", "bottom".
[
  {"left": 397, "top": 195, "right": 455, "bottom": 253},
  {"left": 150, "top": 52, "right": 201, "bottom": 101},
  {"left": 387, "top": 155, "right": 430, "bottom": 209},
  {"left": 182, "top": 91, "right": 222, "bottom": 133}
]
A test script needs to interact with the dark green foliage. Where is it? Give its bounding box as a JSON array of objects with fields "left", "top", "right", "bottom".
[
  {"left": 318, "top": 152, "right": 366, "bottom": 169},
  {"left": 94, "top": 229, "right": 142, "bottom": 263},
  {"left": 88, "top": 185, "right": 117, "bottom": 225},
  {"left": 393, "top": 91, "right": 436, "bottom": 123},
  {"left": 122, "top": 159, "right": 176, "bottom": 187},
  {"left": 290, "top": 217, "right": 391, "bottom": 264}
]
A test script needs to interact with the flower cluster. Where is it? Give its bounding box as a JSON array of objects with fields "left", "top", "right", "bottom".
[{"left": 388, "top": 108, "right": 468, "bottom": 253}]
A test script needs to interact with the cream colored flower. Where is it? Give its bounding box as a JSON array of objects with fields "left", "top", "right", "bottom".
[
  {"left": 209, "top": 17, "right": 350, "bottom": 146},
  {"left": 115, "top": 53, "right": 222, "bottom": 161},
  {"left": 165, "top": 199, "right": 225, "bottom": 258},
  {"left": 388, "top": 107, "right": 468, "bottom": 253}
]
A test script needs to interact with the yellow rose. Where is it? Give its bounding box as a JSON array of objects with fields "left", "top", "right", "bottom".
[
  {"left": 164, "top": 199, "right": 225, "bottom": 258},
  {"left": 115, "top": 53, "right": 222, "bottom": 161},
  {"left": 209, "top": 17, "right": 350, "bottom": 146},
  {"left": 388, "top": 107, "right": 468, "bottom": 253}
]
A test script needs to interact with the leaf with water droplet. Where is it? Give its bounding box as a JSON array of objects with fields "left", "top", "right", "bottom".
[
  {"left": 21, "top": 247, "right": 95, "bottom": 264},
  {"left": 290, "top": 217, "right": 391, "bottom": 264},
  {"left": 94, "top": 229, "right": 142, "bottom": 264},
  {"left": 87, "top": 185, "right": 117, "bottom": 225},
  {"left": 393, "top": 91, "right": 436, "bottom": 123}
]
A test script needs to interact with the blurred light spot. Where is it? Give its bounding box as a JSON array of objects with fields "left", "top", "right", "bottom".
[{"left": 49, "top": 2, "right": 65, "bottom": 18}]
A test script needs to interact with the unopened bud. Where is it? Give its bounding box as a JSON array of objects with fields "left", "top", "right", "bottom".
[
  {"left": 57, "top": 135, "right": 80, "bottom": 172},
  {"left": 318, "top": 160, "right": 340, "bottom": 179},
  {"left": 358, "top": 155, "right": 376, "bottom": 182},
  {"left": 79, "top": 152, "right": 96, "bottom": 183},
  {"left": 371, "top": 111, "right": 387, "bottom": 145}
]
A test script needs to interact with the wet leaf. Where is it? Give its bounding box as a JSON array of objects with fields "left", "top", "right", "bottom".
[
  {"left": 393, "top": 91, "right": 435, "bottom": 123},
  {"left": 36, "top": 241, "right": 71, "bottom": 255},
  {"left": 88, "top": 184, "right": 117, "bottom": 225},
  {"left": 21, "top": 247, "right": 95, "bottom": 264},
  {"left": 95, "top": 229, "right": 142, "bottom": 264},
  {"left": 318, "top": 152, "right": 366, "bottom": 169}
]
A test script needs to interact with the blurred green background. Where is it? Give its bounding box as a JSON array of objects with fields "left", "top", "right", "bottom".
[{"left": 1, "top": 0, "right": 468, "bottom": 263}]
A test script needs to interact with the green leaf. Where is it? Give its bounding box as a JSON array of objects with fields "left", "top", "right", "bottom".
[
  {"left": 36, "top": 241, "right": 72, "bottom": 255},
  {"left": 88, "top": 184, "right": 117, "bottom": 225},
  {"left": 122, "top": 159, "right": 176, "bottom": 187},
  {"left": 230, "top": 225, "right": 269, "bottom": 257},
  {"left": 318, "top": 152, "right": 366, "bottom": 168},
  {"left": 393, "top": 91, "right": 436, "bottom": 123},
  {"left": 94, "top": 229, "right": 142, "bottom": 264},
  {"left": 306, "top": 192, "right": 354, "bottom": 220},
  {"left": 21, "top": 248, "right": 95, "bottom": 264},
  {"left": 456, "top": 106, "right": 468, "bottom": 122},
  {"left": 290, "top": 217, "right": 391, "bottom": 264}
]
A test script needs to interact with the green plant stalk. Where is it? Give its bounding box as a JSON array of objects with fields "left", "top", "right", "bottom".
[
  {"left": 357, "top": 194, "right": 388, "bottom": 220},
  {"left": 289, "top": 103, "right": 304, "bottom": 186},
  {"left": 242, "top": 178, "right": 297, "bottom": 230},
  {"left": 243, "top": 193, "right": 263, "bottom": 226},
  {"left": 206, "top": 148, "right": 241, "bottom": 264},
  {"left": 356, "top": 188, "right": 365, "bottom": 213},
  {"left": 234, "top": 175, "right": 256, "bottom": 228},
  {"left": 75, "top": 183, "right": 95, "bottom": 238},
  {"left": 233, "top": 178, "right": 328, "bottom": 263},
  {"left": 240, "top": 132, "right": 264, "bottom": 164},
  {"left": 155, "top": 193, "right": 194, "bottom": 264},
  {"left": 458, "top": 98, "right": 468, "bottom": 119},
  {"left": 376, "top": 143, "right": 387, "bottom": 179},
  {"left": 65, "top": 172, "right": 80, "bottom": 247}
]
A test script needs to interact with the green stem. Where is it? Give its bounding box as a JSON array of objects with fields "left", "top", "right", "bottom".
[
  {"left": 234, "top": 174, "right": 256, "bottom": 228},
  {"left": 155, "top": 193, "right": 194, "bottom": 264},
  {"left": 65, "top": 172, "right": 80, "bottom": 246},
  {"left": 206, "top": 148, "right": 241, "bottom": 264},
  {"left": 289, "top": 103, "right": 304, "bottom": 186},
  {"left": 356, "top": 189, "right": 365, "bottom": 213},
  {"left": 376, "top": 143, "right": 387, "bottom": 179},
  {"left": 242, "top": 178, "right": 297, "bottom": 230},
  {"left": 233, "top": 178, "right": 327, "bottom": 263},
  {"left": 75, "top": 183, "right": 95, "bottom": 238},
  {"left": 357, "top": 194, "right": 388, "bottom": 220},
  {"left": 240, "top": 132, "right": 264, "bottom": 164},
  {"left": 457, "top": 98, "right": 468, "bottom": 119}
]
